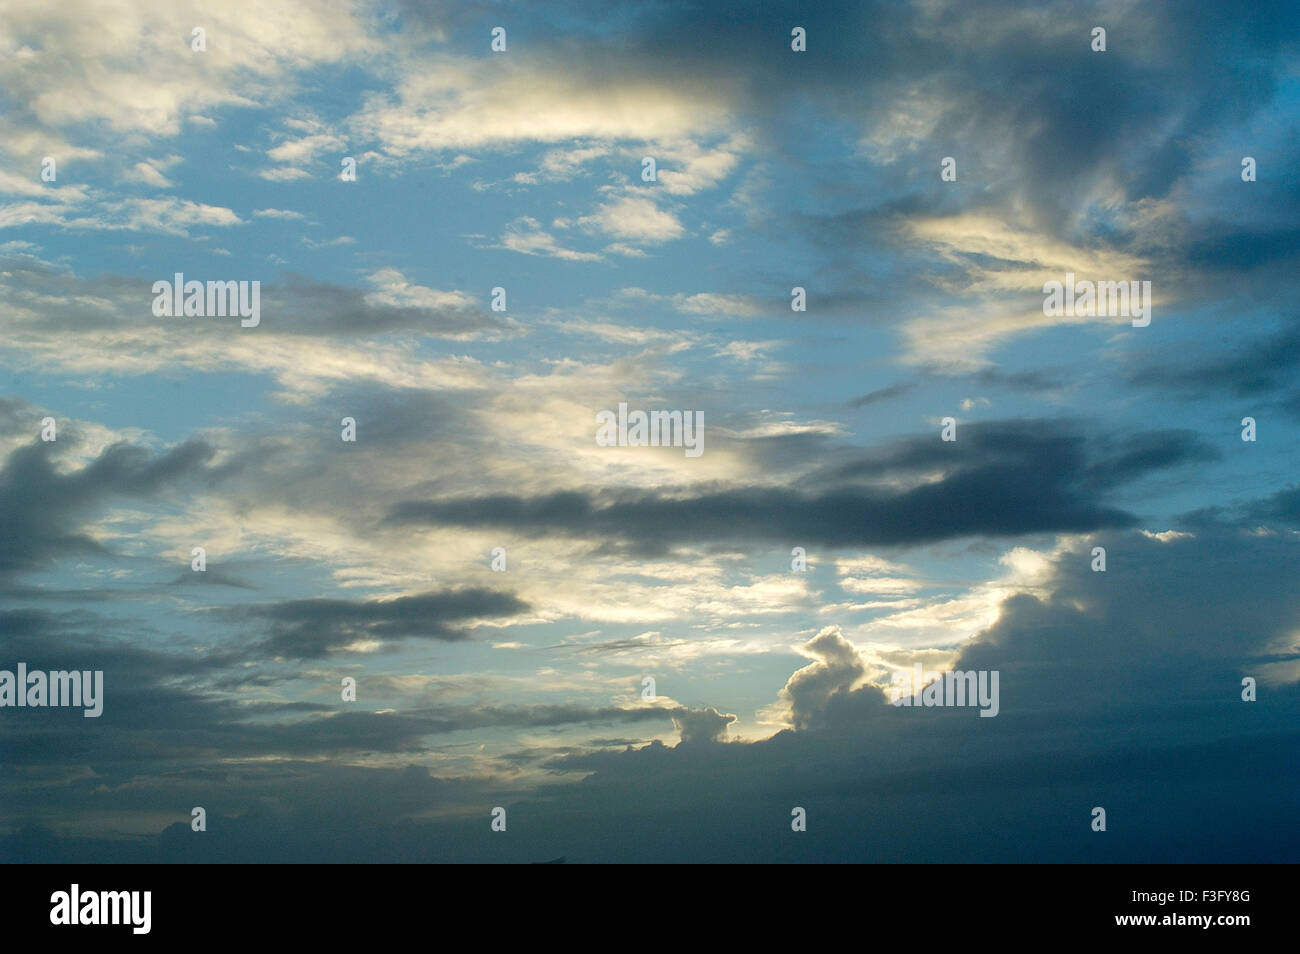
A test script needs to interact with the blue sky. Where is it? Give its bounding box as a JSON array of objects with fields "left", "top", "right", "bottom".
[{"left": 1, "top": 0, "right": 1298, "bottom": 862}]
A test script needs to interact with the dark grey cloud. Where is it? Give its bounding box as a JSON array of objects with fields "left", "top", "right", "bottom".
[
  {"left": 1249, "top": 484, "right": 1300, "bottom": 526},
  {"left": 1080, "top": 429, "right": 1221, "bottom": 490},
  {"left": 847, "top": 381, "right": 915, "bottom": 408},
  {"left": 576, "top": 0, "right": 1300, "bottom": 340},
  {"left": 671, "top": 706, "right": 736, "bottom": 744},
  {"left": 166, "top": 567, "right": 257, "bottom": 589},
  {"left": 395, "top": 0, "right": 1299, "bottom": 231},
  {"left": 261, "top": 272, "right": 516, "bottom": 340},
  {"left": 2, "top": 0, "right": 1297, "bottom": 866},
  {"left": 778, "top": 626, "right": 872, "bottom": 732},
  {"left": 0, "top": 434, "right": 214, "bottom": 577},
  {"left": 510, "top": 525, "right": 1300, "bottom": 861},
  {"left": 297, "top": 384, "right": 492, "bottom": 461},
  {"left": 387, "top": 420, "right": 1216, "bottom": 550},
  {"left": 968, "top": 368, "right": 1065, "bottom": 394},
  {"left": 1128, "top": 320, "right": 1300, "bottom": 410},
  {"left": 236, "top": 588, "right": 531, "bottom": 658},
  {"left": 5, "top": 523, "right": 1299, "bottom": 862},
  {"left": 0, "top": 256, "right": 515, "bottom": 341},
  {"left": 542, "top": 634, "right": 688, "bottom": 656},
  {"left": 0, "top": 606, "right": 684, "bottom": 788}
]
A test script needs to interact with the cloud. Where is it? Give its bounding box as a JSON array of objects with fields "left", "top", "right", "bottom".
[
  {"left": 777, "top": 626, "right": 873, "bottom": 730},
  {"left": 672, "top": 292, "right": 763, "bottom": 317},
  {"left": 0, "top": 194, "right": 243, "bottom": 235},
  {"left": 0, "top": 432, "right": 214, "bottom": 578},
  {"left": 124, "top": 155, "right": 182, "bottom": 188},
  {"left": 496, "top": 217, "right": 602, "bottom": 261},
  {"left": 4, "top": 493, "right": 1300, "bottom": 862},
  {"left": 257, "top": 166, "right": 314, "bottom": 182},
  {"left": 267, "top": 131, "right": 347, "bottom": 165},
  {"left": 349, "top": 53, "right": 736, "bottom": 156},
  {"left": 2, "top": 0, "right": 1297, "bottom": 865},
  {"left": 511, "top": 143, "right": 612, "bottom": 184},
  {"left": 847, "top": 382, "right": 915, "bottom": 408},
  {"left": 671, "top": 706, "right": 737, "bottom": 744},
  {"left": 386, "top": 420, "right": 1217, "bottom": 550},
  {"left": 0, "top": 0, "right": 379, "bottom": 152},
  {"left": 252, "top": 208, "right": 307, "bottom": 220},
  {"left": 0, "top": 257, "right": 516, "bottom": 399},
  {"left": 240, "top": 588, "right": 532, "bottom": 658},
  {"left": 579, "top": 196, "right": 684, "bottom": 245},
  {"left": 1128, "top": 320, "right": 1300, "bottom": 416}
]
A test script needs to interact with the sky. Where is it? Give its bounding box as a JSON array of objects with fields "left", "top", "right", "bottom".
[{"left": 1, "top": 0, "right": 1298, "bottom": 863}]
